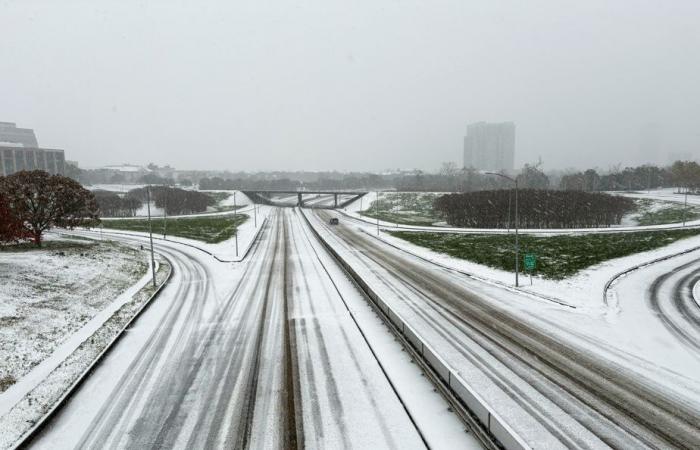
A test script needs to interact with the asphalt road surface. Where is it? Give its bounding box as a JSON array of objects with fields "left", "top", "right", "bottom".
[
  {"left": 30, "top": 210, "right": 436, "bottom": 449},
  {"left": 311, "top": 208, "right": 700, "bottom": 449}
]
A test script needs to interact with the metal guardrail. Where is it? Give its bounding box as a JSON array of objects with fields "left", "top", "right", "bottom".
[
  {"left": 602, "top": 244, "right": 700, "bottom": 308},
  {"left": 300, "top": 208, "right": 531, "bottom": 450},
  {"left": 13, "top": 253, "right": 174, "bottom": 449}
]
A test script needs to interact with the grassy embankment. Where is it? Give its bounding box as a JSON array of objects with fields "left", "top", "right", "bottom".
[
  {"left": 102, "top": 214, "right": 248, "bottom": 244},
  {"left": 360, "top": 192, "right": 441, "bottom": 226},
  {"left": 389, "top": 228, "right": 700, "bottom": 279},
  {"left": 632, "top": 199, "right": 700, "bottom": 226}
]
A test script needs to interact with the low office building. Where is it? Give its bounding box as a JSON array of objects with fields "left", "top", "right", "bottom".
[
  {"left": 0, "top": 146, "right": 66, "bottom": 176},
  {"left": 0, "top": 122, "right": 39, "bottom": 148}
]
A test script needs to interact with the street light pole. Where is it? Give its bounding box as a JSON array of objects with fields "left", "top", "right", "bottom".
[
  {"left": 376, "top": 191, "right": 380, "bottom": 235},
  {"left": 146, "top": 185, "right": 157, "bottom": 288},
  {"left": 485, "top": 172, "right": 519, "bottom": 287},
  {"left": 234, "top": 191, "right": 239, "bottom": 257},
  {"left": 514, "top": 179, "right": 519, "bottom": 287},
  {"left": 163, "top": 187, "right": 167, "bottom": 239},
  {"left": 683, "top": 188, "right": 688, "bottom": 227}
]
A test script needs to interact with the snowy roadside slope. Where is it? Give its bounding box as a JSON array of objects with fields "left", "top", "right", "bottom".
[
  {"left": 0, "top": 239, "right": 172, "bottom": 450},
  {"left": 0, "top": 239, "right": 147, "bottom": 389},
  {"left": 97, "top": 203, "right": 272, "bottom": 262},
  {"left": 0, "top": 261, "right": 155, "bottom": 417}
]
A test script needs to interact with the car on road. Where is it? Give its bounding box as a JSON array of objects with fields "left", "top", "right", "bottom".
[{"left": 329, "top": 217, "right": 339, "bottom": 225}]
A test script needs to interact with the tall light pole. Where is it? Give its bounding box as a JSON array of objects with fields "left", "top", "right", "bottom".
[
  {"left": 146, "top": 185, "right": 157, "bottom": 288},
  {"left": 485, "top": 172, "right": 519, "bottom": 287},
  {"left": 376, "top": 191, "right": 380, "bottom": 235},
  {"left": 233, "top": 191, "right": 239, "bottom": 257},
  {"left": 683, "top": 187, "right": 688, "bottom": 227},
  {"left": 162, "top": 187, "right": 167, "bottom": 239}
]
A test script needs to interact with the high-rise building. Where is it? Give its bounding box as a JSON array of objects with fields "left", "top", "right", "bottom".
[
  {"left": 0, "top": 122, "right": 39, "bottom": 147},
  {"left": 463, "top": 121, "right": 515, "bottom": 171}
]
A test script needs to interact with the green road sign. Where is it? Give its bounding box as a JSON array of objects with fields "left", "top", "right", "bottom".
[{"left": 524, "top": 253, "right": 537, "bottom": 271}]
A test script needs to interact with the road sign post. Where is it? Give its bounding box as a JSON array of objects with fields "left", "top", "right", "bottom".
[{"left": 524, "top": 253, "right": 536, "bottom": 285}]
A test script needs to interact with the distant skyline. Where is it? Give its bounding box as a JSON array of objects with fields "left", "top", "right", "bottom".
[{"left": 1, "top": 1, "right": 699, "bottom": 172}]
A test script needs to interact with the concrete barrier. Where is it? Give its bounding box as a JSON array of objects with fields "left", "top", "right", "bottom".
[{"left": 300, "top": 208, "right": 532, "bottom": 450}]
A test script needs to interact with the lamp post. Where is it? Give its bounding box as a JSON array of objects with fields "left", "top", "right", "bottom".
[
  {"left": 233, "top": 191, "right": 239, "bottom": 257},
  {"left": 485, "top": 172, "right": 520, "bottom": 287},
  {"left": 683, "top": 187, "right": 688, "bottom": 227},
  {"left": 146, "top": 185, "right": 157, "bottom": 288},
  {"left": 376, "top": 191, "right": 380, "bottom": 235},
  {"left": 163, "top": 187, "right": 167, "bottom": 239}
]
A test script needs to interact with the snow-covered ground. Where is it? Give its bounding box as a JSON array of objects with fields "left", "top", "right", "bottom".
[
  {"left": 87, "top": 183, "right": 147, "bottom": 193},
  {"left": 0, "top": 236, "right": 174, "bottom": 448},
  {"left": 0, "top": 237, "right": 148, "bottom": 391},
  {"left": 615, "top": 187, "right": 700, "bottom": 205},
  {"left": 0, "top": 254, "right": 169, "bottom": 450}
]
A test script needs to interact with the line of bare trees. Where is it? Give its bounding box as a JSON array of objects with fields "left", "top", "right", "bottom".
[
  {"left": 433, "top": 190, "right": 636, "bottom": 228},
  {"left": 93, "top": 190, "right": 142, "bottom": 217},
  {"left": 127, "top": 186, "right": 214, "bottom": 215}
]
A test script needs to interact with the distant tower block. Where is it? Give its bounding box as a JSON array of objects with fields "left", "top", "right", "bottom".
[{"left": 463, "top": 122, "right": 515, "bottom": 171}]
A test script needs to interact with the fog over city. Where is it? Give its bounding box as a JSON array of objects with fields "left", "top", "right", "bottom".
[{"left": 1, "top": 0, "right": 699, "bottom": 171}]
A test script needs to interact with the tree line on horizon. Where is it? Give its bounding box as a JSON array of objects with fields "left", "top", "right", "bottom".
[{"left": 395, "top": 160, "right": 700, "bottom": 193}]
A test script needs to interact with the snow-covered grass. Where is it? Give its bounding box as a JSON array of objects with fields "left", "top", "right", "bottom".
[
  {"left": 360, "top": 192, "right": 443, "bottom": 226},
  {"left": 631, "top": 198, "right": 700, "bottom": 225},
  {"left": 0, "top": 251, "right": 169, "bottom": 450},
  {"left": 389, "top": 228, "right": 700, "bottom": 279},
  {"left": 0, "top": 238, "right": 147, "bottom": 394},
  {"left": 102, "top": 213, "right": 248, "bottom": 244}
]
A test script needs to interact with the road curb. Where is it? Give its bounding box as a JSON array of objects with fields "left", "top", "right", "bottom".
[
  {"left": 12, "top": 254, "right": 174, "bottom": 450},
  {"left": 300, "top": 209, "right": 530, "bottom": 450}
]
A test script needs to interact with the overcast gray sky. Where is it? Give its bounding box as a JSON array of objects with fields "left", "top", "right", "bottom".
[{"left": 1, "top": 0, "right": 698, "bottom": 172}]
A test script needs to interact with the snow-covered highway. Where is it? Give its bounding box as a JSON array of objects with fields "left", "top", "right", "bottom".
[
  {"left": 14, "top": 204, "right": 700, "bottom": 450},
  {"left": 309, "top": 208, "right": 700, "bottom": 449},
  {"left": 24, "top": 209, "right": 473, "bottom": 449}
]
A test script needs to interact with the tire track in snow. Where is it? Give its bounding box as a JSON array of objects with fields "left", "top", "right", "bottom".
[{"left": 315, "top": 209, "right": 700, "bottom": 449}]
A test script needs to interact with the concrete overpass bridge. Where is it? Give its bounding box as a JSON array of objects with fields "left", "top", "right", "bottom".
[{"left": 242, "top": 190, "right": 367, "bottom": 209}]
